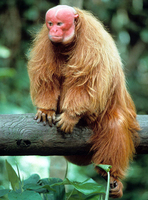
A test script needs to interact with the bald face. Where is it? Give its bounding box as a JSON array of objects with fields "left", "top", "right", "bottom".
[{"left": 45, "top": 5, "right": 79, "bottom": 44}]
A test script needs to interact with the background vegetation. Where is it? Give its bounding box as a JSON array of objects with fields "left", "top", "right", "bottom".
[{"left": 0, "top": 0, "right": 148, "bottom": 199}]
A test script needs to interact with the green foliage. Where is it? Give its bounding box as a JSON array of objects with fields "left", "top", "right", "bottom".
[
  {"left": 0, "top": 46, "right": 11, "bottom": 59},
  {"left": 5, "top": 160, "right": 20, "bottom": 191},
  {"left": 8, "top": 191, "right": 42, "bottom": 200},
  {"left": 0, "top": 161, "right": 112, "bottom": 200}
]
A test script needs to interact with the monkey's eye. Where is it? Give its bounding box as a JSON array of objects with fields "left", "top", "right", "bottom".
[
  {"left": 48, "top": 22, "right": 53, "bottom": 26},
  {"left": 57, "top": 22, "right": 63, "bottom": 26}
]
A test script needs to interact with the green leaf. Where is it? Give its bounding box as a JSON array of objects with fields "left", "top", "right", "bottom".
[
  {"left": 66, "top": 189, "right": 104, "bottom": 200},
  {"left": 67, "top": 178, "right": 105, "bottom": 195},
  {"left": 23, "top": 174, "right": 42, "bottom": 192},
  {"left": 24, "top": 184, "right": 48, "bottom": 193},
  {"left": 96, "top": 164, "right": 112, "bottom": 173},
  {"left": 0, "top": 189, "right": 10, "bottom": 197},
  {"left": 24, "top": 175, "right": 56, "bottom": 193},
  {"left": 24, "top": 177, "right": 65, "bottom": 200},
  {"left": 24, "top": 174, "right": 40, "bottom": 185},
  {"left": 23, "top": 174, "right": 44, "bottom": 193},
  {"left": 52, "top": 178, "right": 105, "bottom": 196},
  {"left": 5, "top": 160, "right": 20, "bottom": 191},
  {"left": 40, "top": 178, "right": 66, "bottom": 200},
  {"left": 8, "top": 190, "right": 42, "bottom": 200}
]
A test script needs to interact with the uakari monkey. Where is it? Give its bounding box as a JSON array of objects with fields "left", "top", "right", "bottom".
[{"left": 27, "top": 5, "right": 140, "bottom": 198}]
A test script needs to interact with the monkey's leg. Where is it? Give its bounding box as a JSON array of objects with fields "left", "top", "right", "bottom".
[
  {"left": 90, "top": 110, "right": 136, "bottom": 198},
  {"left": 65, "top": 154, "right": 92, "bottom": 166}
]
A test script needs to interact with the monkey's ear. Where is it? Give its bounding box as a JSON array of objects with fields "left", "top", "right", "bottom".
[
  {"left": 74, "top": 14, "right": 79, "bottom": 20},
  {"left": 74, "top": 14, "right": 79, "bottom": 24}
]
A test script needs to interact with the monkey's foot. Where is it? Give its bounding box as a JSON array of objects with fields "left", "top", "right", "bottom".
[
  {"left": 34, "top": 108, "right": 56, "bottom": 126},
  {"left": 56, "top": 112, "right": 80, "bottom": 133},
  {"left": 109, "top": 177, "right": 123, "bottom": 198}
]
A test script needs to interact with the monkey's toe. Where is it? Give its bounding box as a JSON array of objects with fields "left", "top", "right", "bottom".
[{"left": 109, "top": 177, "right": 123, "bottom": 198}]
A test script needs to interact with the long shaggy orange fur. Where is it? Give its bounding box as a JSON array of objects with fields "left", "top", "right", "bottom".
[{"left": 28, "top": 7, "right": 140, "bottom": 198}]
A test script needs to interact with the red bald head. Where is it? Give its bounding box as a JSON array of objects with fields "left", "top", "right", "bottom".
[{"left": 45, "top": 5, "right": 79, "bottom": 44}]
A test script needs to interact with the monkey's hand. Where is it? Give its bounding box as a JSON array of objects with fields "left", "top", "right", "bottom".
[
  {"left": 56, "top": 112, "right": 80, "bottom": 133},
  {"left": 34, "top": 108, "right": 56, "bottom": 126}
]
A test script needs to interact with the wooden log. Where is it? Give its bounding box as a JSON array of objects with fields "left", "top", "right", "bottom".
[
  {"left": 0, "top": 114, "right": 147, "bottom": 156},
  {"left": 136, "top": 115, "right": 148, "bottom": 154}
]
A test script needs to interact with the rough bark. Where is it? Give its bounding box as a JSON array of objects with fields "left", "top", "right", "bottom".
[{"left": 0, "top": 114, "right": 147, "bottom": 156}]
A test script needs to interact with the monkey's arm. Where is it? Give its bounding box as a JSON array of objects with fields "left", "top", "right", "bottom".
[
  {"left": 57, "top": 84, "right": 95, "bottom": 132},
  {"left": 30, "top": 77, "right": 60, "bottom": 126}
]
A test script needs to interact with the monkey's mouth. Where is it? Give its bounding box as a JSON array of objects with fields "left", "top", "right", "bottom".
[{"left": 49, "top": 35, "right": 63, "bottom": 43}]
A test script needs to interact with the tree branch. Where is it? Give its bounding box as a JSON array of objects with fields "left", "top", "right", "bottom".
[{"left": 0, "top": 114, "right": 147, "bottom": 156}]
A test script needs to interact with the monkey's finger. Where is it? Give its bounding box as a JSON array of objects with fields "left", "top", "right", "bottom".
[
  {"left": 52, "top": 113, "right": 56, "bottom": 124},
  {"left": 62, "top": 123, "right": 73, "bottom": 133},
  {"left": 62, "top": 124, "right": 71, "bottom": 133},
  {"left": 56, "top": 117, "right": 65, "bottom": 128},
  {"left": 66, "top": 126, "right": 73, "bottom": 133},
  {"left": 36, "top": 111, "right": 42, "bottom": 123},
  {"left": 42, "top": 113, "right": 47, "bottom": 126},
  {"left": 57, "top": 121, "right": 63, "bottom": 128},
  {"left": 34, "top": 111, "right": 40, "bottom": 120},
  {"left": 47, "top": 116, "right": 52, "bottom": 127},
  {"left": 55, "top": 116, "right": 62, "bottom": 123},
  {"left": 60, "top": 122, "right": 67, "bottom": 130},
  {"left": 34, "top": 115, "right": 38, "bottom": 120}
]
